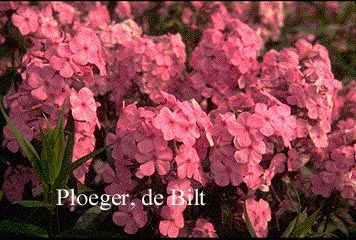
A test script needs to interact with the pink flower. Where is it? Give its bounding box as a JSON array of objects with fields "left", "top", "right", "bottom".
[
  {"left": 242, "top": 164, "right": 263, "bottom": 190},
  {"left": 70, "top": 87, "right": 98, "bottom": 122},
  {"left": 305, "top": 95, "right": 330, "bottom": 120},
  {"left": 234, "top": 140, "right": 266, "bottom": 164},
  {"left": 159, "top": 206, "right": 185, "bottom": 238},
  {"left": 3, "top": 118, "right": 33, "bottom": 153},
  {"left": 176, "top": 145, "right": 201, "bottom": 180},
  {"left": 115, "top": 1, "right": 132, "bottom": 19},
  {"left": 135, "top": 148, "right": 173, "bottom": 177},
  {"left": 87, "top": 2, "right": 110, "bottom": 28},
  {"left": 192, "top": 218, "right": 218, "bottom": 238},
  {"left": 112, "top": 198, "right": 147, "bottom": 234},
  {"left": 152, "top": 107, "right": 189, "bottom": 142},
  {"left": 307, "top": 125, "right": 328, "bottom": 148},
  {"left": 243, "top": 198, "right": 271, "bottom": 237},
  {"left": 228, "top": 112, "right": 264, "bottom": 147},
  {"left": 166, "top": 178, "right": 194, "bottom": 213},
  {"left": 28, "top": 67, "right": 65, "bottom": 101},
  {"left": 269, "top": 104, "right": 297, "bottom": 148},
  {"left": 210, "top": 157, "right": 244, "bottom": 187},
  {"left": 38, "top": 5, "right": 60, "bottom": 38},
  {"left": 2, "top": 165, "right": 41, "bottom": 203},
  {"left": 116, "top": 103, "right": 141, "bottom": 131},
  {"left": 50, "top": 43, "right": 78, "bottom": 78},
  {"left": 2, "top": 165, "right": 28, "bottom": 202},
  {"left": 12, "top": 7, "right": 39, "bottom": 35},
  {"left": 69, "top": 28, "right": 100, "bottom": 65},
  {"left": 254, "top": 103, "right": 274, "bottom": 137},
  {"left": 310, "top": 174, "right": 333, "bottom": 198},
  {"left": 51, "top": 2, "right": 75, "bottom": 24},
  {"left": 103, "top": 163, "right": 136, "bottom": 196},
  {"left": 69, "top": 27, "right": 106, "bottom": 76},
  {"left": 181, "top": 8, "right": 192, "bottom": 25}
]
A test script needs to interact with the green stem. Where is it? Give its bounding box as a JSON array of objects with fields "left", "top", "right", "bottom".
[
  {"left": 47, "top": 185, "right": 54, "bottom": 238},
  {"left": 56, "top": 206, "right": 61, "bottom": 234}
]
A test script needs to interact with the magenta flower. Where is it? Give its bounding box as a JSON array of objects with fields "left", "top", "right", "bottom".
[{"left": 112, "top": 198, "right": 148, "bottom": 234}]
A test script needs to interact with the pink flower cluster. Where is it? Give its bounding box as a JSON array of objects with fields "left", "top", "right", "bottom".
[
  {"left": 98, "top": 18, "right": 186, "bottom": 109},
  {"left": 2, "top": 2, "right": 108, "bottom": 184},
  {"left": 2, "top": 164, "right": 41, "bottom": 203},
  {"left": 186, "top": 2, "right": 262, "bottom": 111},
  {"left": 70, "top": 87, "right": 101, "bottom": 183}
]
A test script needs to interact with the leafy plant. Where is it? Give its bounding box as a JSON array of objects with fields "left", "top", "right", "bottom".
[{"left": 0, "top": 98, "right": 112, "bottom": 237}]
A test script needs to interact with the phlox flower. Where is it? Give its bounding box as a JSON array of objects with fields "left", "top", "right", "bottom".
[
  {"left": 152, "top": 107, "right": 189, "bottom": 142},
  {"left": 210, "top": 154, "right": 245, "bottom": 187},
  {"left": 228, "top": 112, "right": 264, "bottom": 147},
  {"left": 243, "top": 198, "right": 271, "bottom": 237},
  {"left": 135, "top": 147, "right": 173, "bottom": 177},
  {"left": 192, "top": 218, "right": 218, "bottom": 238},
  {"left": 166, "top": 178, "right": 193, "bottom": 213},
  {"left": 112, "top": 198, "right": 147, "bottom": 234},
  {"left": 234, "top": 140, "right": 266, "bottom": 164},
  {"left": 115, "top": 1, "right": 132, "bottom": 19},
  {"left": 12, "top": 6, "right": 39, "bottom": 35},
  {"left": 159, "top": 206, "right": 185, "bottom": 238},
  {"left": 28, "top": 67, "right": 65, "bottom": 101},
  {"left": 2, "top": 165, "right": 41, "bottom": 203},
  {"left": 242, "top": 163, "right": 263, "bottom": 190},
  {"left": 176, "top": 145, "right": 201, "bottom": 180},
  {"left": 70, "top": 87, "right": 99, "bottom": 122},
  {"left": 103, "top": 163, "right": 136, "bottom": 196}
]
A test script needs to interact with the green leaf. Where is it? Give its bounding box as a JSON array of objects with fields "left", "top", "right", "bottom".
[
  {"left": 54, "top": 112, "right": 75, "bottom": 190},
  {"left": 0, "top": 99, "right": 46, "bottom": 184},
  {"left": 305, "top": 232, "right": 338, "bottom": 238},
  {"left": 290, "top": 209, "right": 321, "bottom": 237},
  {"left": 243, "top": 201, "right": 257, "bottom": 238},
  {"left": 0, "top": 191, "right": 3, "bottom": 202},
  {"left": 55, "top": 143, "right": 114, "bottom": 187},
  {"left": 330, "top": 213, "right": 349, "bottom": 237},
  {"left": 39, "top": 102, "right": 67, "bottom": 185},
  {"left": 281, "top": 208, "right": 308, "bottom": 237},
  {"left": 77, "top": 182, "right": 94, "bottom": 195},
  {"left": 74, "top": 205, "right": 109, "bottom": 230},
  {"left": 0, "top": 220, "right": 48, "bottom": 237},
  {"left": 40, "top": 129, "right": 51, "bottom": 184},
  {"left": 55, "top": 229, "right": 127, "bottom": 238},
  {"left": 17, "top": 200, "right": 53, "bottom": 210},
  {"left": 281, "top": 216, "right": 297, "bottom": 238}
]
